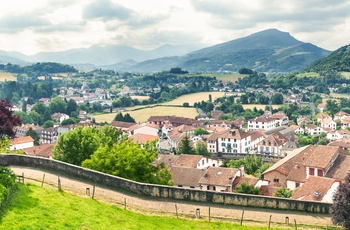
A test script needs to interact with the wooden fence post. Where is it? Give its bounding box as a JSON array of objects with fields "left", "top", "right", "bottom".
[
  {"left": 92, "top": 185, "right": 95, "bottom": 199},
  {"left": 175, "top": 204, "right": 178, "bottom": 219},
  {"left": 41, "top": 174, "right": 45, "bottom": 187},
  {"left": 268, "top": 214, "right": 272, "bottom": 229},
  {"left": 240, "top": 210, "right": 244, "bottom": 225},
  {"left": 208, "top": 207, "right": 211, "bottom": 222}
]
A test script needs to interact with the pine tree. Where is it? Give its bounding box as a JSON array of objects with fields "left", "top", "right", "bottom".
[{"left": 177, "top": 135, "right": 195, "bottom": 155}]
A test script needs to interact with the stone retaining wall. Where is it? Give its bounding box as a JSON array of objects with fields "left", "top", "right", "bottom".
[{"left": 0, "top": 154, "right": 331, "bottom": 213}]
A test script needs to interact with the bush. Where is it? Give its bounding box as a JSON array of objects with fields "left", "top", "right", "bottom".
[{"left": 0, "top": 166, "right": 17, "bottom": 188}]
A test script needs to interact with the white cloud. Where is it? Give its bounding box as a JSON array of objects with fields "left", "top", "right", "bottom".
[{"left": 0, "top": 0, "right": 349, "bottom": 55}]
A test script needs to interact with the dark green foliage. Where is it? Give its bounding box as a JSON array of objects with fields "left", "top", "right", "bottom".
[
  {"left": 42, "top": 120, "right": 54, "bottom": 128},
  {"left": 228, "top": 154, "right": 271, "bottom": 178},
  {"left": 271, "top": 93, "right": 284, "bottom": 104},
  {"left": 61, "top": 118, "right": 78, "bottom": 126},
  {"left": 193, "top": 128, "right": 210, "bottom": 136},
  {"left": 113, "top": 113, "right": 136, "bottom": 123},
  {"left": 169, "top": 67, "right": 188, "bottom": 74},
  {"left": 330, "top": 174, "right": 350, "bottom": 229},
  {"left": 177, "top": 135, "right": 195, "bottom": 155},
  {"left": 238, "top": 68, "right": 253, "bottom": 74},
  {"left": 25, "top": 128, "right": 40, "bottom": 146},
  {"left": 82, "top": 140, "right": 174, "bottom": 185},
  {"left": 0, "top": 166, "right": 16, "bottom": 204},
  {"left": 307, "top": 44, "right": 350, "bottom": 72},
  {"left": 235, "top": 182, "right": 260, "bottom": 195},
  {"left": 66, "top": 99, "right": 78, "bottom": 116}
]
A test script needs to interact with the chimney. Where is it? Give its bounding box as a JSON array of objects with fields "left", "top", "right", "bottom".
[{"left": 239, "top": 164, "right": 245, "bottom": 177}]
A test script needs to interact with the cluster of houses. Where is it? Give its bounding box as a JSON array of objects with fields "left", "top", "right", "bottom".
[{"left": 8, "top": 108, "right": 350, "bottom": 203}]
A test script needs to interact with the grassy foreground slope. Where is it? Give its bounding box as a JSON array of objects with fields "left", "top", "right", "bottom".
[{"left": 0, "top": 183, "right": 285, "bottom": 230}]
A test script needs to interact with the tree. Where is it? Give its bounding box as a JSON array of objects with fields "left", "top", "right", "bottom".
[
  {"left": 66, "top": 99, "right": 78, "bottom": 116},
  {"left": 228, "top": 154, "right": 271, "bottom": 178},
  {"left": 274, "top": 187, "right": 293, "bottom": 198},
  {"left": 61, "top": 118, "right": 77, "bottom": 126},
  {"left": 235, "top": 182, "right": 260, "bottom": 195},
  {"left": 271, "top": 93, "right": 284, "bottom": 104},
  {"left": 53, "top": 126, "right": 101, "bottom": 165},
  {"left": 330, "top": 174, "right": 350, "bottom": 229},
  {"left": 25, "top": 128, "right": 40, "bottom": 146},
  {"left": 193, "top": 128, "right": 210, "bottom": 136},
  {"left": 177, "top": 135, "right": 195, "bottom": 155},
  {"left": 82, "top": 140, "right": 173, "bottom": 185},
  {"left": 114, "top": 113, "right": 124, "bottom": 121},
  {"left": 195, "top": 140, "right": 211, "bottom": 156},
  {"left": 49, "top": 97, "right": 66, "bottom": 113},
  {"left": 123, "top": 113, "right": 136, "bottom": 123},
  {"left": 42, "top": 120, "right": 54, "bottom": 128},
  {"left": 0, "top": 99, "right": 22, "bottom": 138}
]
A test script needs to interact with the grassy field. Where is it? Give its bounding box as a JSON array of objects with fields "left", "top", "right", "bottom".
[
  {"left": 341, "top": 71, "right": 350, "bottom": 79},
  {"left": 241, "top": 104, "right": 283, "bottom": 110},
  {"left": 161, "top": 92, "right": 227, "bottom": 106},
  {"left": 0, "top": 71, "right": 16, "bottom": 81},
  {"left": 130, "top": 95, "right": 150, "bottom": 101},
  {"left": 194, "top": 73, "right": 247, "bottom": 82},
  {"left": 330, "top": 93, "right": 350, "bottom": 99},
  {"left": 94, "top": 106, "right": 198, "bottom": 123},
  {"left": 295, "top": 72, "right": 320, "bottom": 78},
  {"left": 0, "top": 183, "right": 285, "bottom": 230}
]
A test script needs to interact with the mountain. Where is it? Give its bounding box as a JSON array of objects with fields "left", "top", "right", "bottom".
[
  {"left": 128, "top": 29, "right": 331, "bottom": 73},
  {"left": 2, "top": 44, "right": 203, "bottom": 66},
  {"left": 306, "top": 44, "right": 350, "bottom": 72}
]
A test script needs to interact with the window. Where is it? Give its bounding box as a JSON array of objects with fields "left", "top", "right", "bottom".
[
  {"left": 309, "top": 168, "right": 315, "bottom": 176},
  {"left": 227, "top": 138, "right": 230, "bottom": 142},
  {"left": 273, "top": 178, "right": 279, "bottom": 183},
  {"left": 317, "top": 169, "right": 323, "bottom": 177}
]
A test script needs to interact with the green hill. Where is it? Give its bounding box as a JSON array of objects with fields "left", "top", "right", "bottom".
[
  {"left": 0, "top": 183, "right": 281, "bottom": 230},
  {"left": 130, "top": 29, "right": 331, "bottom": 73},
  {"left": 306, "top": 44, "right": 350, "bottom": 72}
]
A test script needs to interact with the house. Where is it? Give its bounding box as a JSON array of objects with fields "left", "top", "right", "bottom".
[
  {"left": 248, "top": 112, "right": 289, "bottom": 131},
  {"left": 169, "top": 167, "right": 205, "bottom": 189},
  {"left": 291, "top": 176, "right": 340, "bottom": 203},
  {"left": 110, "top": 121, "right": 136, "bottom": 132},
  {"left": 216, "top": 129, "right": 251, "bottom": 154},
  {"left": 317, "top": 103, "right": 326, "bottom": 113},
  {"left": 320, "top": 117, "right": 336, "bottom": 131},
  {"left": 40, "top": 127, "right": 59, "bottom": 144},
  {"left": 327, "top": 129, "right": 350, "bottom": 141},
  {"left": 170, "top": 154, "right": 222, "bottom": 170},
  {"left": 329, "top": 138, "right": 350, "bottom": 151},
  {"left": 334, "top": 111, "right": 350, "bottom": 121},
  {"left": 128, "top": 123, "right": 159, "bottom": 136},
  {"left": 23, "top": 143, "right": 55, "bottom": 158},
  {"left": 248, "top": 129, "right": 265, "bottom": 151},
  {"left": 304, "top": 124, "right": 325, "bottom": 136},
  {"left": 15, "top": 124, "right": 42, "bottom": 138},
  {"left": 290, "top": 124, "right": 304, "bottom": 134},
  {"left": 297, "top": 117, "right": 312, "bottom": 126},
  {"left": 147, "top": 115, "right": 202, "bottom": 127},
  {"left": 198, "top": 167, "right": 242, "bottom": 192},
  {"left": 10, "top": 136, "right": 34, "bottom": 150},
  {"left": 257, "top": 132, "right": 288, "bottom": 156},
  {"left": 129, "top": 133, "right": 158, "bottom": 146},
  {"left": 51, "top": 112, "right": 70, "bottom": 123},
  {"left": 316, "top": 113, "right": 332, "bottom": 123},
  {"left": 263, "top": 145, "right": 346, "bottom": 190}
]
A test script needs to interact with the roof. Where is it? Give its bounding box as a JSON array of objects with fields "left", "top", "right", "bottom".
[
  {"left": 154, "top": 154, "right": 179, "bottom": 168},
  {"left": 248, "top": 129, "right": 264, "bottom": 142},
  {"left": 198, "top": 167, "right": 238, "bottom": 187},
  {"left": 326, "top": 153, "right": 350, "bottom": 181},
  {"left": 172, "top": 154, "right": 204, "bottom": 168},
  {"left": 232, "top": 176, "right": 259, "bottom": 190},
  {"left": 148, "top": 115, "right": 200, "bottom": 126},
  {"left": 303, "top": 145, "right": 341, "bottom": 169},
  {"left": 216, "top": 129, "right": 251, "bottom": 140},
  {"left": 129, "top": 133, "right": 158, "bottom": 145},
  {"left": 24, "top": 143, "right": 55, "bottom": 158},
  {"left": 260, "top": 185, "right": 279, "bottom": 196},
  {"left": 110, "top": 121, "right": 136, "bottom": 129},
  {"left": 263, "top": 145, "right": 315, "bottom": 176},
  {"left": 11, "top": 136, "right": 34, "bottom": 145},
  {"left": 170, "top": 167, "right": 205, "bottom": 186},
  {"left": 286, "top": 163, "right": 306, "bottom": 183},
  {"left": 291, "top": 176, "right": 339, "bottom": 201},
  {"left": 258, "top": 132, "right": 288, "bottom": 147}
]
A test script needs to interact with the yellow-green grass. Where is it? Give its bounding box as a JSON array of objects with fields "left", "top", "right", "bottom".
[
  {"left": 94, "top": 106, "right": 198, "bottom": 123},
  {"left": 161, "top": 92, "right": 227, "bottom": 106},
  {"left": 130, "top": 95, "right": 150, "bottom": 101},
  {"left": 1, "top": 183, "right": 289, "bottom": 230},
  {"left": 0, "top": 71, "right": 16, "bottom": 81},
  {"left": 340, "top": 71, "right": 350, "bottom": 79},
  {"left": 242, "top": 104, "right": 283, "bottom": 110},
  {"left": 330, "top": 93, "right": 350, "bottom": 99},
  {"left": 194, "top": 73, "right": 247, "bottom": 82},
  {"left": 296, "top": 72, "right": 320, "bottom": 78}
]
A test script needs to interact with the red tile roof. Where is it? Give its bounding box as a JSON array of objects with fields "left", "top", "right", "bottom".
[
  {"left": 11, "top": 136, "right": 34, "bottom": 145},
  {"left": 24, "top": 143, "right": 55, "bottom": 158},
  {"left": 198, "top": 167, "right": 238, "bottom": 187}
]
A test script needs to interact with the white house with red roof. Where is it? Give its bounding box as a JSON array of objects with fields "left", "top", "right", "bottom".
[
  {"left": 216, "top": 129, "right": 251, "bottom": 154},
  {"left": 10, "top": 136, "right": 34, "bottom": 150}
]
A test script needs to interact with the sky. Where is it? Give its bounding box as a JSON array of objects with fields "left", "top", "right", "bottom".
[{"left": 0, "top": 0, "right": 349, "bottom": 55}]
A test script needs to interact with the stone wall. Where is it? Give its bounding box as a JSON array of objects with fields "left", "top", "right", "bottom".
[{"left": 0, "top": 154, "right": 331, "bottom": 213}]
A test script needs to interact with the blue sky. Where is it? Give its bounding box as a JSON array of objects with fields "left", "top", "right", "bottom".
[{"left": 1, "top": 0, "right": 349, "bottom": 55}]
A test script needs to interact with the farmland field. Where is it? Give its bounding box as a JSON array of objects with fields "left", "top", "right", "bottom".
[
  {"left": 94, "top": 106, "right": 198, "bottom": 123},
  {"left": 0, "top": 71, "right": 16, "bottom": 81},
  {"left": 196, "top": 73, "right": 247, "bottom": 82},
  {"left": 130, "top": 95, "right": 150, "bottom": 101},
  {"left": 330, "top": 93, "right": 350, "bottom": 99},
  {"left": 296, "top": 72, "right": 319, "bottom": 78},
  {"left": 341, "top": 71, "right": 350, "bottom": 79},
  {"left": 161, "top": 92, "right": 227, "bottom": 106}
]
